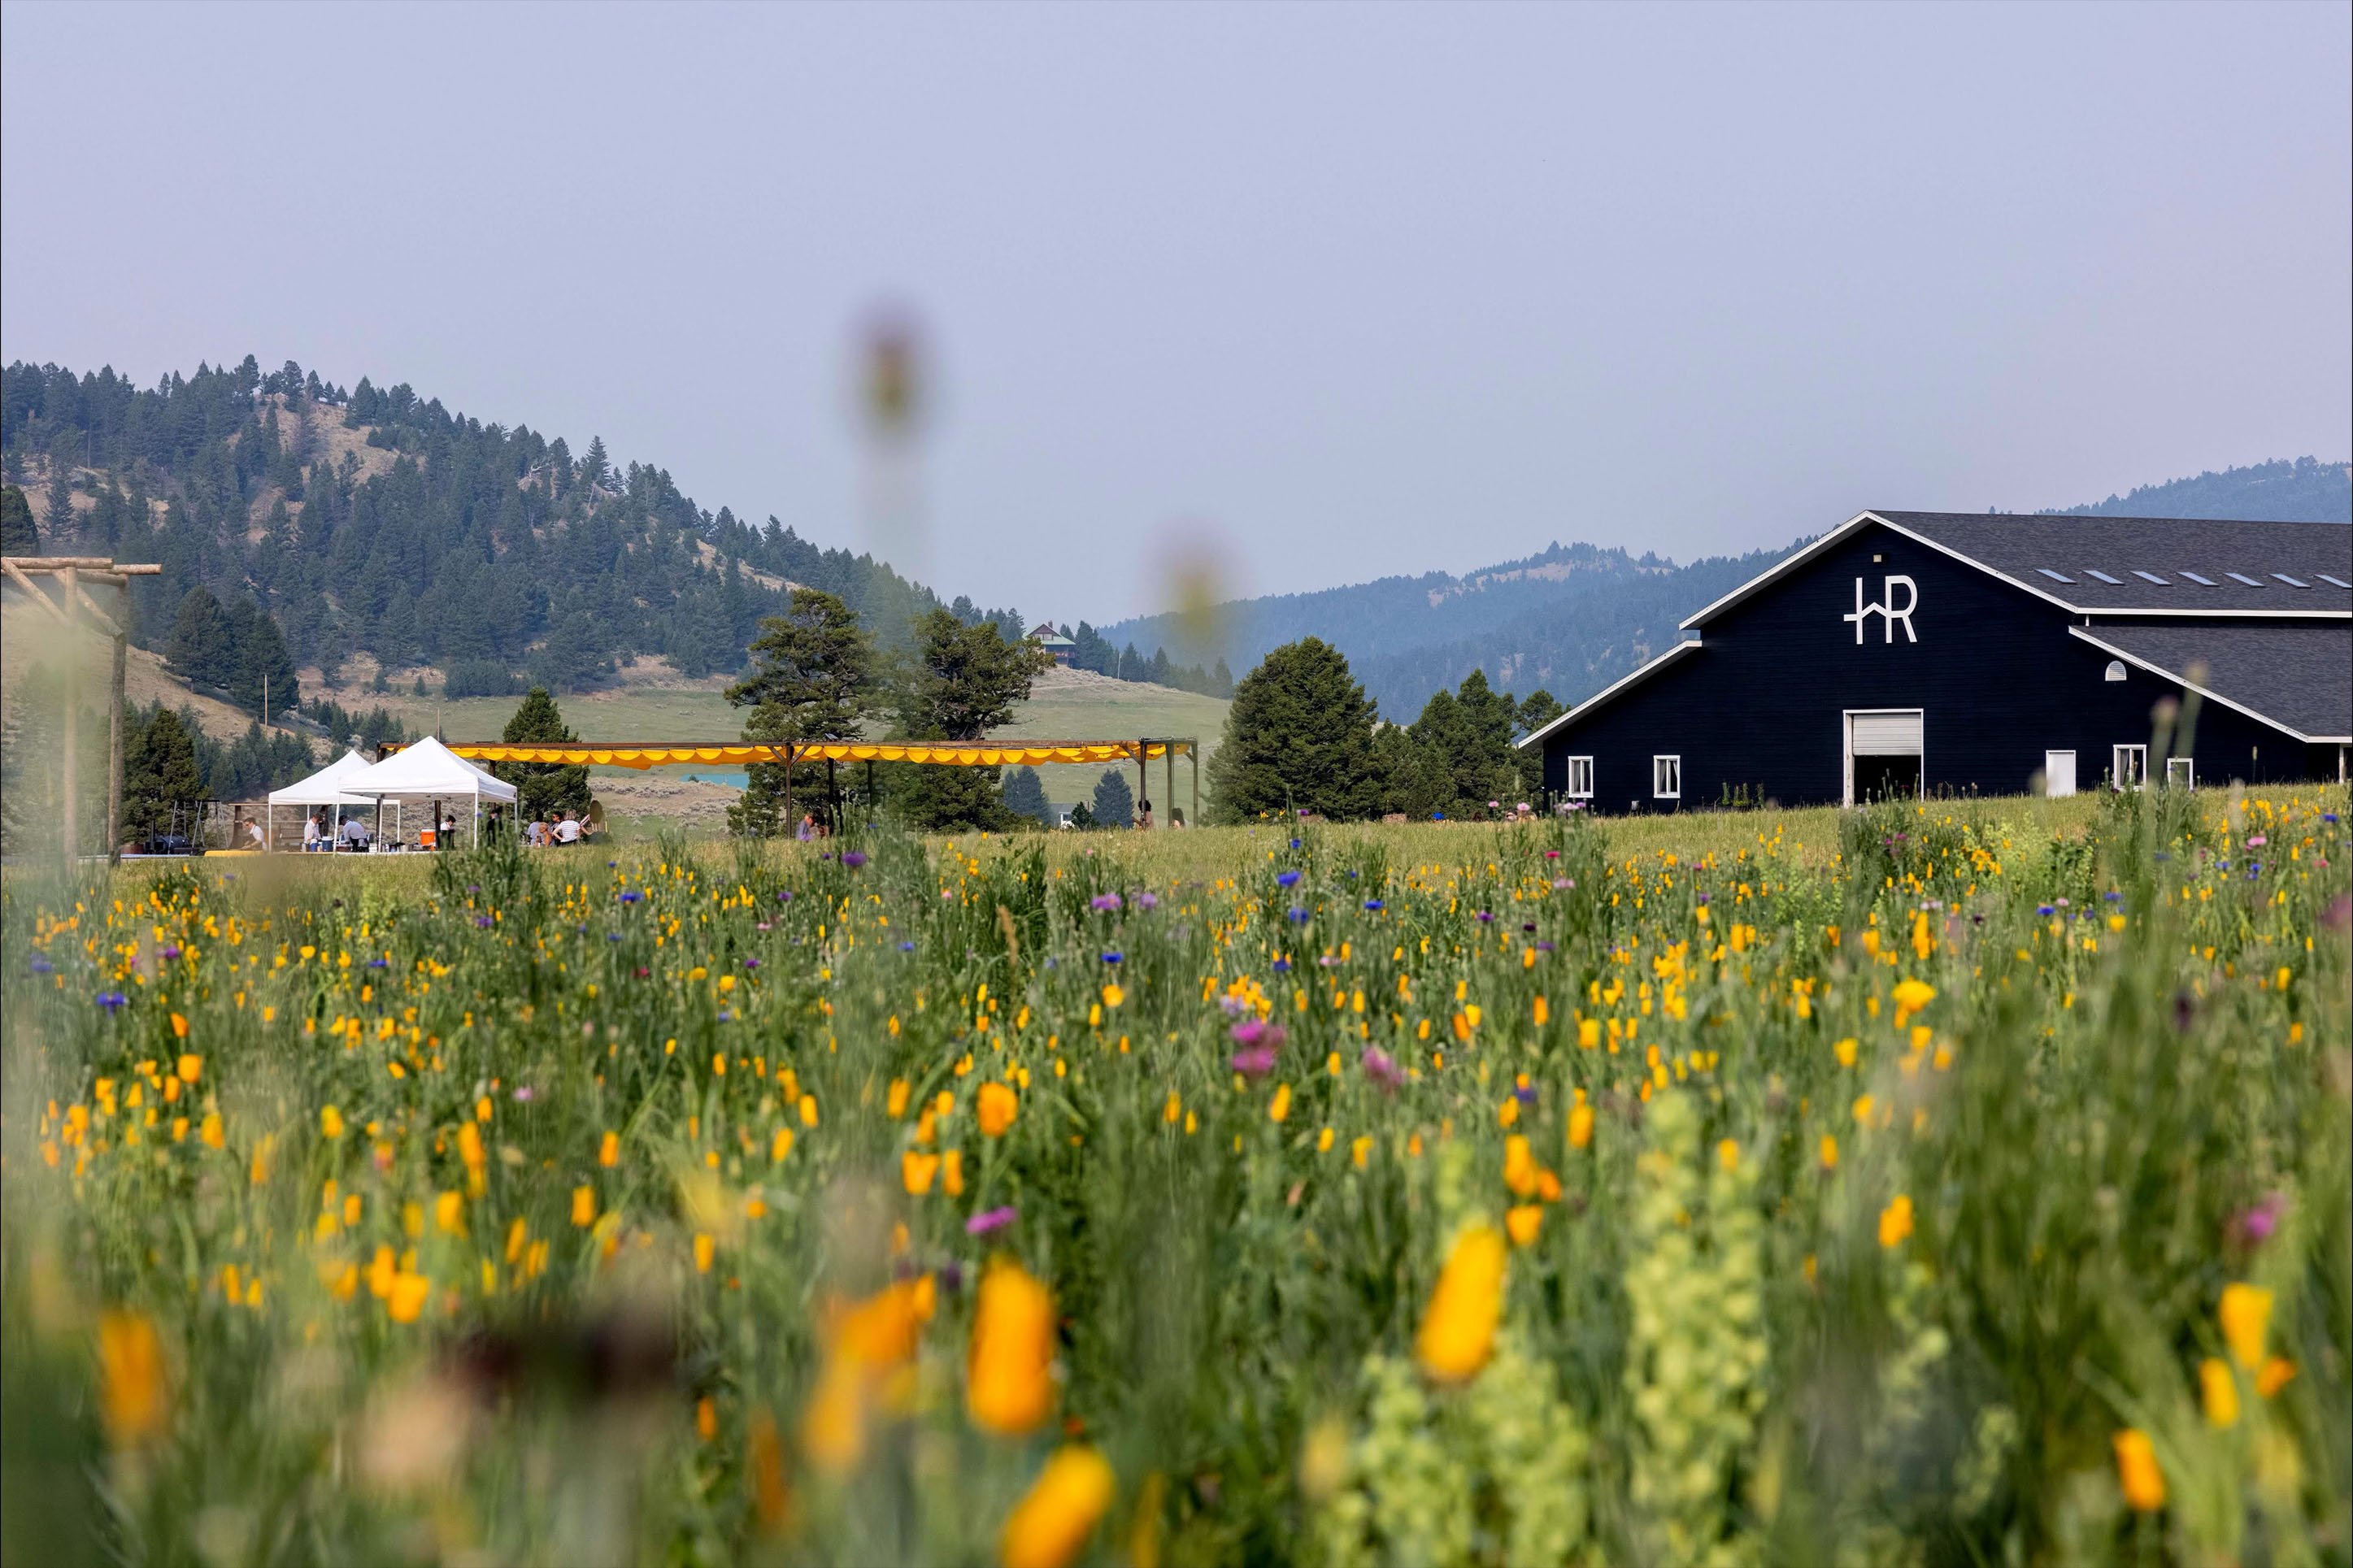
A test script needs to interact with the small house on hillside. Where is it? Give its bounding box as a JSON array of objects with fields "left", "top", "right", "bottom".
[{"left": 1029, "top": 623, "right": 1076, "bottom": 667}]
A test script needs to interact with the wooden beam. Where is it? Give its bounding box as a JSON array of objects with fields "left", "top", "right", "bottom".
[
  {"left": 1, "top": 558, "right": 72, "bottom": 625},
  {"left": 0, "top": 555, "right": 117, "bottom": 569},
  {"left": 67, "top": 580, "right": 122, "bottom": 638}
]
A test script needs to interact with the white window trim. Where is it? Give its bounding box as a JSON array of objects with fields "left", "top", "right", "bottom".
[
  {"left": 1652, "top": 755, "right": 1681, "bottom": 800},
  {"left": 2165, "top": 756, "right": 2194, "bottom": 789},
  {"left": 2113, "top": 743, "right": 2148, "bottom": 789},
  {"left": 1565, "top": 756, "right": 1594, "bottom": 799}
]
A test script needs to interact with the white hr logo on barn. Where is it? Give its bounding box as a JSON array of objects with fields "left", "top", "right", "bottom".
[{"left": 1845, "top": 576, "right": 1918, "bottom": 643}]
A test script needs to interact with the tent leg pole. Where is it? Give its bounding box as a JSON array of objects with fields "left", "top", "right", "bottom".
[
  {"left": 781, "top": 745, "right": 793, "bottom": 841},
  {"left": 1191, "top": 748, "right": 1198, "bottom": 829},
  {"left": 1136, "top": 744, "right": 1146, "bottom": 829},
  {"left": 1164, "top": 744, "right": 1174, "bottom": 832}
]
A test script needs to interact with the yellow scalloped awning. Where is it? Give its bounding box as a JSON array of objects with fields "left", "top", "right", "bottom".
[{"left": 443, "top": 741, "right": 1193, "bottom": 771}]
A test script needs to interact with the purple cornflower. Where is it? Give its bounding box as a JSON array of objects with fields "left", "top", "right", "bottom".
[
  {"left": 965, "top": 1206, "right": 1018, "bottom": 1236},
  {"left": 159, "top": 945, "right": 181, "bottom": 962},
  {"left": 743, "top": 958, "right": 759, "bottom": 970},
  {"left": 1137, "top": 892, "right": 1159, "bottom": 910},
  {"left": 2236, "top": 1192, "right": 2286, "bottom": 1245},
  {"left": 842, "top": 851, "right": 868, "bottom": 870},
  {"left": 1090, "top": 893, "right": 1123, "bottom": 912},
  {"left": 96, "top": 992, "right": 128, "bottom": 1014},
  {"left": 1359, "top": 1046, "right": 1405, "bottom": 1092},
  {"left": 476, "top": 915, "right": 494, "bottom": 927}
]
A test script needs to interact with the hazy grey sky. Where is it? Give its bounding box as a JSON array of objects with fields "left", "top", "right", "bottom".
[{"left": 4, "top": 2, "right": 2346, "bottom": 623}]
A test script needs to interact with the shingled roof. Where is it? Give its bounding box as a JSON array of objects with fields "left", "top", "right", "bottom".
[
  {"left": 1877, "top": 512, "right": 2353, "bottom": 615},
  {"left": 1684, "top": 511, "right": 2353, "bottom": 627},
  {"left": 2068, "top": 622, "right": 2352, "bottom": 742}
]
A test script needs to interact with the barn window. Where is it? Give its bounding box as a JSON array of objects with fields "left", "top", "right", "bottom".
[
  {"left": 1652, "top": 756, "right": 1681, "bottom": 800},
  {"left": 2104, "top": 660, "right": 2126, "bottom": 682},
  {"left": 1566, "top": 757, "right": 1594, "bottom": 799},
  {"left": 2112, "top": 745, "right": 2147, "bottom": 789},
  {"left": 2165, "top": 757, "right": 2194, "bottom": 789}
]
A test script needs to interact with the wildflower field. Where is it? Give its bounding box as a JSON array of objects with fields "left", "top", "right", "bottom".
[{"left": 3, "top": 788, "right": 2347, "bottom": 1566}]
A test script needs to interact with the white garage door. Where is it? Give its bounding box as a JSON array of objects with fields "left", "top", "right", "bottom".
[{"left": 1850, "top": 711, "right": 1924, "bottom": 754}]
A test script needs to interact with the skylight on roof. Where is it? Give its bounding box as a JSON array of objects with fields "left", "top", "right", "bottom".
[
  {"left": 2130, "top": 570, "right": 2168, "bottom": 585},
  {"left": 2319, "top": 574, "right": 2352, "bottom": 589},
  {"left": 2178, "top": 571, "right": 2216, "bottom": 585},
  {"left": 2226, "top": 572, "right": 2264, "bottom": 587},
  {"left": 2272, "top": 573, "right": 2309, "bottom": 589},
  {"left": 2084, "top": 569, "right": 2124, "bottom": 584},
  {"left": 2036, "top": 568, "right": 2075, "bottom": 584}
]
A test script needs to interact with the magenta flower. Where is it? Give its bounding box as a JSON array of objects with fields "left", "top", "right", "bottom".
[
  {"left": 2231, "top": 1192, "right": 2287, "bottom": 1248},
  {"left": 1090, "top": 893, "right": 1123, "bottom": 912},
  {"left": 965, "top": 1206, "right": 1018, "bottom": 1236},
  {"left": 1232, "top": 1045, "right": 1277, "bottom": 1078},
  {"left": 1359, "top": 1046, "right": 1405, "bottom": 1092}
]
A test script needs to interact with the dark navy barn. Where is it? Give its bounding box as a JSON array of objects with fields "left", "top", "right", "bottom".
[{"left": 1521, "top": 511, "right": 2352, "bottom": 810}]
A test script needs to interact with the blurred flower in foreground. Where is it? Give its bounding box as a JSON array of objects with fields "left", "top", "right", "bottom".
[
  {"left": 2220, "top": 1283, "right": 2273, "bottom": 1370},
  {"left": 2112, "top": 1428, "right": 2165, "bottom": 1511},
  {"left": 978, "top": 1082, "right": 1019, "bottom": 1137},
  {"left": 968, "top": 1259, "right": 1056, "bottom": 1436},
  {"left": 1416, "top": 1225, "right": 1506, "bottom": 1383},
  {"left": 97, "top": 1310, "right": 167, "bottom": 1447},
  {"left": 1002, "top": 1444, "right": 1115, "bottom": 1568}
]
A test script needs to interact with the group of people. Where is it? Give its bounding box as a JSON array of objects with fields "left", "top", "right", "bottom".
[
  {"left": 298, "top": 810, "right": 468, "bottom": 851},
  {"left": 518, "top": 809, "right": 589, "bottom": 848}
]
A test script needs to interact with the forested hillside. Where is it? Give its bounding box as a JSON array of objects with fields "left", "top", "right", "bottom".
[
  {"left": 2058, "top": 455, "right": 2350, "bottom": 523},
  {"left": 1103, "top": 540, "right": 1785, "bottom": 721},
  {"left": 1105, "top": 457, "right": 2351, "bottom": 722},
  {"left": 0, "top": 356, "right": 1024, "bottom": 695}
]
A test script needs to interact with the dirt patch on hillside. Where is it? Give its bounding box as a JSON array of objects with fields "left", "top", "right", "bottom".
[{"left": 594, "top": 774, "right": 739, "bottom": 832}]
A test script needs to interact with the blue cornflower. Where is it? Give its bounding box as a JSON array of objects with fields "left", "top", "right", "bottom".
[
  {"left": 607, "top": 932, "right": 623, "bottom": 942},
  {"left": 1277, "top": 871, "right": 1301, "bottom": 888},
  {"left": 96, "top": 992, "right": 127, "bottom": 1013},
  {"left": 1287, "top": 907, "right": 1310, "bottom": 923},
  {"left": 476, "top": 915, "right": 494, "bottom": 928},
  {"left": 1102, "top": 951, "right": 1123, "bottom": 964},
  {"left": 1364, "top": 899, "right": 1384, "bottom": 911},
  {"left": 898, "top": 940, "right": 916, "bottom": 952},
  {"left": 620, "top": 889, "right": 642, "bottom": 903},
  {"left": 30, "top": 955, "right": 54, "bottom": 975}
]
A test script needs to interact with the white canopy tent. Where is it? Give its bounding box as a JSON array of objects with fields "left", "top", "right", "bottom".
[
  {"left": 265, "top": 749, "right": 382, "bottom": 851},
  {"left": 339, "top": 736, "right": 519, "bottom": 851}
]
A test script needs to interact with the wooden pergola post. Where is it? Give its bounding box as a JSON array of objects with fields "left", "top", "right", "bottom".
[{"left": 2, "top": 555, "right": 162, "bottom": 864}]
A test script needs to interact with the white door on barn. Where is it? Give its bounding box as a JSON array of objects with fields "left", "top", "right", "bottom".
[
  {"left": 1844, "top": 710, "right": 1925, "bottom": 806},
  {"left": 2044, "top": 750, "right": 2077, "bottom": 798}
]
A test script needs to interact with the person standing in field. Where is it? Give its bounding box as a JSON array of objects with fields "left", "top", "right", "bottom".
[{"left": 555, "top": 812, "right": 581, "bottom": 846}]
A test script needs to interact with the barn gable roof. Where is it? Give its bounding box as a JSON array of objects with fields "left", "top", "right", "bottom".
[
  {"left": 1681, "top": 511, "right": 2353, "bottom": 629},
  {"left": 1513, "top": 638, "right": 1701, "bottom": 749},
  {"left": 2067, "top": 623, "right": 2352, "bottom": 744}
]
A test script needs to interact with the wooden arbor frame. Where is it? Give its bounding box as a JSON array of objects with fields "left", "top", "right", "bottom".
[
  {"left": 2, "top": 554, "right": 163, "bottom": 864},
  {"left": 443, "top": 737, "right": 1203, "bottom": 830}
]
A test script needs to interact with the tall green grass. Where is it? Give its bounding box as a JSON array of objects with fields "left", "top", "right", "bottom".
[{"left": 2, "top": 787, "right": 2345, "bottom": 1565}]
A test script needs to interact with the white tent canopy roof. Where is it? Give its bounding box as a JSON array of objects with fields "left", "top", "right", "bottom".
[
  {"left": 341, "top": 736, "right": 520, "bottom": 802},
  {"left": 267, "top": 749, "right": 381, "bottom": 808}
]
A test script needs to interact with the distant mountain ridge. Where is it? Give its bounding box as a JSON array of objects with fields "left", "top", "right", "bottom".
[{"left": 1101, "top": 456, "right": 2352, "bottom": 722}]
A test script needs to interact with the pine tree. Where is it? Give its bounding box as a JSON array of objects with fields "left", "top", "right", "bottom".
[
  {"left": 123, "top": 708, "right": 205, "bottom": 840},
  {"left": 1000, "top": 765, "right": 1051, "bottom": 827},
  {"left": 726, "top": 588, "right": 878, "bottom": 836},
  {"left": 165, "top": 586, "right": 237, "bottom": 689},
  {"left": 0, "top": 483, "right": 37, "bottom": 553},
  {"left": 492, "top": 688, "right": 591, "bottom": 823},
  {"left": 1091, "top": 767, "right": 1135, "bottom": 828},
  {"left": 1204, "top": 638, "right": 1382, "bottom": 823},
  {"left": 884, "top": 609, "right": 1051, "bottom": 832}
]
